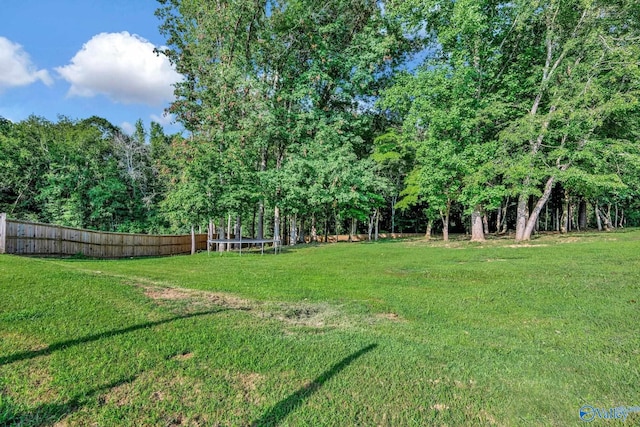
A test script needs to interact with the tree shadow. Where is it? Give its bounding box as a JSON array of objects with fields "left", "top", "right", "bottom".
[
  {"left": 0, "top": 309, "right": 225, "bottom": 366},
  {"left": 2, "top": 374, "right": 138, "bottom": 426},
  {"left": 251, "top": 343, "right": 378, "bottom": 427}
]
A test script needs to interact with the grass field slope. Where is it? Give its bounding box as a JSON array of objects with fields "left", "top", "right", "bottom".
[{"left": 1, "top": 231, "right": 639, "bottom": 426}]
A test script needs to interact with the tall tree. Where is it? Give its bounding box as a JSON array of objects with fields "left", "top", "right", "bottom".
[
  {"left": 156, "top": 0, "right": 411, "bottom": 239},
  {"left": 496, "top": 0, "right": 640, "bottom": 240},
  {"left": 385, "top": 0, "right": 640, "bottom": 240}
]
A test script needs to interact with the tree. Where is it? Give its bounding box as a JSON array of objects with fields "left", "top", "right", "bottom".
[
  {"left": 385, "top": 0, "right": 640, "bottom": 240},
  {"left": 156, "top": 0, "right": 412, "bottom": 240},
  {"left": 371, "top": 129, "right": 416, "bottom": 234},
  {"left": 0, "top": 115, "right": 164, "bottom": 232},
  {"left": 383, "top": 0, "right": 513, "bottom": 241},
  {"left": 497, "top": 0, "right": 640, "bottom": 240}
]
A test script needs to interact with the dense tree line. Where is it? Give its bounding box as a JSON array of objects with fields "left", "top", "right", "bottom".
[
  {"left": 0, "top": 116, "right": 172, "bottom": 233},
  {"left": 383, "top": 0, "right": 640, "bottom": 240},
  {"left": 2, "top": 0, "right": 639, "bottom": 241}
]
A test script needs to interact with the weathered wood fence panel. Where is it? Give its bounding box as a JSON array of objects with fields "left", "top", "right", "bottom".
[
  {"left": 0, "top": 213, "right": 7, "bottom": 254},
  {"left": 0, "top": 214, "right": 208, "bottom": 258}
]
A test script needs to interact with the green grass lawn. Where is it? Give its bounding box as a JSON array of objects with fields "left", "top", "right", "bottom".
[{"left": 1, "top": 231, "right": 639, "bottom": 426}]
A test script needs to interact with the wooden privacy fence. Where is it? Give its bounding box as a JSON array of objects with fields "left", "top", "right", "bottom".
[{"left": 0, "top": 213, "right": 208, "bottom": 258}]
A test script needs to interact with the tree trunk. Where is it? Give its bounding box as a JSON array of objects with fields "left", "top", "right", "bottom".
[
  {"left": 603, "top": 205, "right": 614, "bottom": 230},
  {"left": 578, "top": 199, "right": 587, "bottom": 230},
  {"left": 560, "top": 191, "right": 569, "bottom": 234},
  {"left": 544, "top": 202, "right": 549, "bottom": 231},
  {"left": 425, "top": 219, "right": 432, "bottom": 240},
  {"left": 482, "top": 212, "right": 489, "bottom": 235},
  {"left": 348, "top": 218, "right": 353, "bottom": 242},
  {"left": 323, "top": 216, "right": 328, "bottom": 243},
  {"left": 606, "top": 205, "right": 613, "bottom": 230},
  {"left": 374, "top": 208, "right": 379, "bottom": 241},
  {"left": 274, "top": 206, "right": 281, "bottom": 244},
  {"left": 515, "top": 194, "right": 529, "bottom": 241},
  {"left": 519, "top": 176, "right": 555, "bottom": 241},
  {"left": 208, "top": 219, "right": 214, "bottom": 252},
  {"left": 289, "top": 214, "right": 297, "bottom": 246},
  {"left": 257, "top": 200, "right": 264, "bottom": 239},
  {"left": 227, "top": 214, "right": 232, "bottom": 251},
  {"left": 471, "top": 205, "right": 485, "bottom": 242},
  {"left": 218, "top": 223, "right": 226, "bottom": 252},
  {"left": 298, "top": 217, "right": 305, "bottom": 243},
  {"left": 440, "top": 199, "right": 451, "bottom": 242},
  {"left": 257, "top": 147, "right": 267, "bottom": 239},
  {"left": 282, "top": 214, "right": 287, "bottom": 245},
  {"left": 251, "top": 207, "right": 256, "bottom": 239},
  {"left": 311, "top": 214, "right": 317, "bottom": 242},
  {"left": 235, "top": 215, "right": 241, "bottom": 249},
  {"left": 595, "top": 203, "right": 603, "bottom": 231},
  {"left": 391, "top": 194, "right": 397, "bottom": 234},
  {"left": 500, "top": 198, "right": 509, "bottom": 234}
]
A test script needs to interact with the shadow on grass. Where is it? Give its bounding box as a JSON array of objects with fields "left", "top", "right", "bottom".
[
  {"left": 0, "top": 309, "right": 225, "bottom": 366},
  {"left": 1, "top": 374, "right": 138, "bottom": 426},
  {"left": 251, "top": 343, "right": 377, "bottom": 427}
]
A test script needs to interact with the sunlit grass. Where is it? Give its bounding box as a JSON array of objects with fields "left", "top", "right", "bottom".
[{"left": 1, "top": 230, "right": 639, "bottom": 425}]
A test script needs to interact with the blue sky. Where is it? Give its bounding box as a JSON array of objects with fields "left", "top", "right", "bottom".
[{"left": 1, "top": 0, "right": 183, "bottom": 134}]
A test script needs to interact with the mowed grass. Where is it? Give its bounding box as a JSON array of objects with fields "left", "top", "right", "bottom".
[{"left": 1, "top": 231, "right": 639, "bottom": 426}]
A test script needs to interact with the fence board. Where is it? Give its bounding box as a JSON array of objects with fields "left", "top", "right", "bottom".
[
  {"left": 0, "top": 213, "right": 6, "bottom": 254},
  {"left": 0, "top": 214, "right": 208, "bottom": 258}
]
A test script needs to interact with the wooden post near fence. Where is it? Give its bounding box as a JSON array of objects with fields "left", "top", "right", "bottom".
[
  {"left": 0, "top": 213, "right": 6, "bottom": 254},
  {"left": 191, "top": 225, "right": 196, "bottom": 255}
]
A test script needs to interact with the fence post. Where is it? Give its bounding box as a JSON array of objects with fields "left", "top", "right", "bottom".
[
  {"left": 0, "top": 213, "right": 6, "bottom": 254},
  {"left": 191, "top": 225, "right": 196, "bottom": 255}
]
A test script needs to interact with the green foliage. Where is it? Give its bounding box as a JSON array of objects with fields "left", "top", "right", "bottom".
[
  {"left": 0, "top": 116, "right": 171, "bottom": 232},
  {"left": 382, "top": 0, "right": 640, "bottom": 237},
  {"left": 156, "top": 0, "right": 412, "bottom": 234},
  {"left": 2, "top": 1, "right": 639, "bottom": 237}
]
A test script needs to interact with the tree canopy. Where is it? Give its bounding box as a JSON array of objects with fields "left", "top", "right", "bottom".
[{"left": 2, "top": 0, "right": 638, "bottom": 241}]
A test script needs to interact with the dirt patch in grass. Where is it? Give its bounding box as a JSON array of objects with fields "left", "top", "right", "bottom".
[
  {"left": 128, "top": 274, "right": 415, "bottom": 331},
  {"left": 103, "top": 370, "right": 205, "bottom": 409},
  {"left": 261, "top": 302, "right": 345, "bottom": 328},
  {"left": 142, "top": 285, "right": 251, "bottom": 310},
  {"left": 172, "top": 352, "right": 194, "bottom": 361},
  {"left": 237, "top": 372, "right": 263, "bottom": 391},
  {"left": 431, "top": 403, "right": 449, "bottom": 411},
  {"left": 476, "top": 409, "right": 500, "bottom": 426},
  {"left": 375, "top": 312, "right": 404, "bottom": 322},
  {"left": 235, "top": 371, "right": 264, "bottom": 405},
  {"left": 104, "top": 379, "right": 136, "bottom": 407},
  {"left": 144, "top": 287, "right": 193, "bottom": 301},
  {"left": 137, "top": 281, "right": 346, "bottom": 329}
]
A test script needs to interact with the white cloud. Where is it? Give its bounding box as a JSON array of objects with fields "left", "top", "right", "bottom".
[
  {"left": 150, "top": 112, "right": 174, "bottom": 126},
  {"left": 0, "top": 37, "right": 52, "bottom": 91},
  {"left": 120, "top": 121, "right": 136, "bottom": 135},
  {"left": 56, "top": 32, "right": 181, "bottom": 106}
]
